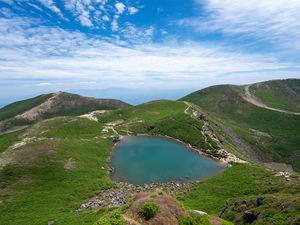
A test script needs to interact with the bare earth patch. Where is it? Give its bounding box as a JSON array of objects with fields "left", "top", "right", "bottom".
[
  {"left": 127, "top": 192, "right": 187, "bottom": 225},
  {"left": 64, "top": 157, "right": 76, "bottom": 170}
]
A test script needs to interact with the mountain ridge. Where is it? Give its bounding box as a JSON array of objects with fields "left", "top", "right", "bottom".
[
  {"left": 0, "top": 91, "right": 130, "bottom": 132},
  {"left": 181, "top": 78, "right": 300, "bottom": 171}
]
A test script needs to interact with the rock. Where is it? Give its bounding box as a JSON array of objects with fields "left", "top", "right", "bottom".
[
  {"left": 281, "top": 203, "right": 294, "bottom": 211},
  {"left": 243, "top": 210, "right": 257, "bottom": 223},
  {"left": 256, "top": 197, "right": 264, "bottom": 206},
  {"left": 48, "top": 221, "right": 55, "bottom": 225},
  {"left": 193, "top": 210, "right": 207, "bottom": 215},
  {"left": 239, "top": 204, "right": 247, "bottom": 212},
  {"left": 147, "top": 125, "right": 155, "bottom": 131},
  {"left": 112, "top": 136, "right": 120, "bottom": 143}
]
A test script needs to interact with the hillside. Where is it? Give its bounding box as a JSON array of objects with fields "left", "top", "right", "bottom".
[
  {"left": 181, "top": 79, "right": 300, "bottom": 171},
  {"left": 0, "top": 92, "right": 130, "bottom": 132},
  {"left": 248, "top": 79, "right": 300, "bottom": 113},
  {"left": 0, "top": 87, "right": 299, "bottom": 225},
  {"left": 0, "top": 100, "right": 240, "bottom": 224}
]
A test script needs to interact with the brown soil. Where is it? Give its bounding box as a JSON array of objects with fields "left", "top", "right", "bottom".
[{"left": 126, "top": 192, "right": 187, "bottom": 225}]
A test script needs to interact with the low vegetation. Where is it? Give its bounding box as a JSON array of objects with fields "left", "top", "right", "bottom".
[
  {"left": 181, "top": 80, "right": 300, "bottom": 171},
  {"left": 94, "top": 211, "right": 124, "bottom": 225},
  {"left": 0, "top": 80, "right": 299, "bottom": 224},
  {"left": 139, "top": 202, "right": 159, "bottom": 220},
  {"left": 0, "top": 129, "right": 24, "bottom": 153},
  {"left": 250, "top": 79, "right": 300, "bottom": 112},
  {"left": 178, "top": 214, "right": 211, "bottom": 225},
  {"left": 0, "top": 94, "right": 52, "bottom": 121},
  {"left": 180, "top": 164, "right": 300, "bottom": 214}
]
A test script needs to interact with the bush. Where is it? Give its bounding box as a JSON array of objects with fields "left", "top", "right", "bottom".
[
  {"left": 139, "top": 202, "right": 159, "bottom": 220},
  {"left": 178, "top": 214, "right": 212, "bottom": 225},
  {"left": 94, "top": 211, "right": 124, "bottom": 225}
]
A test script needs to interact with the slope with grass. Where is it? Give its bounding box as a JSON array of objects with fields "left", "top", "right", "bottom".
[
  {"left": 0, "top": 92, "right": 130, "bottom": 132},
  {"left": 179, "top": 163, "right": 300, "bottom": 225},
  {"left": 249, "top": 79, "right": 300, "bottom": 113},
  {"left": 0, "top": 88, "right": 299, "bottom": 225},
  {"left": 181, "top": 79, "right": 300, "bottom": 171}
]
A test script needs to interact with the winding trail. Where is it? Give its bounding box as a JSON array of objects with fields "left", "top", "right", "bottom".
[{"left": 243, "top": 85, "right": 300, "bottom": 115}]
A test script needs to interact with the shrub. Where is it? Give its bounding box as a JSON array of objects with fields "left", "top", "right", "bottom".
[
  {"left": 94, "top": 211, "right": 124, "bottom": 225},
  {"left": 178, "top": 214, "right": 212, "bottom": 225},
  {"left": 139, "top": 202, "right": 159, "bottom": 220}
]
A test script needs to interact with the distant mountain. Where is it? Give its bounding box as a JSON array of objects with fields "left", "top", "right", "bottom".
[
  {"left": 0, "top": 91, "right": 130, "bottom": 131},
  {"left": 181, "top": 79, "right": 300, "bottom": 171}
]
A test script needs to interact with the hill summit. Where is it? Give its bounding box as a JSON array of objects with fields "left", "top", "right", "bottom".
[{"left": 0, "top": 91, "right": 129, "bottom": 131}]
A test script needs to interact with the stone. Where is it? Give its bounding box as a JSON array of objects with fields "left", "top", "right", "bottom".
[
  {"left": 147, "top": 125, "right": 155, "bottom": 131},
  {"left": 48, "top": 221, "right": 55, "bottom": 225},
  {"left": 239, "top": 204, "right": 247, "bottom": 212},
  {"left": 243, "top": 210, "right": 257, "bottom": 223},
  {"left": 256, "top": 197, "right": 264, "bottom": 206}
]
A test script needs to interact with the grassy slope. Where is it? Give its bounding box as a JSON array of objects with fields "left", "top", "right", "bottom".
[
  {"left": 181, "top": 84, "right": 300, "bottom": 171},
  {"left": 0, "top": 92, "right": 130, "bottom": 129},
  {"left": 180, "top": 163, "right": 300, "bottom": 224},
  {"left": 0, "top": 100, "right": 227, "bottom": 224},
  {"left": 0, "top": 129, "right": 24, "bottom": 153},
  {"left": 98, "top": 100, "right": 222, "bottom": 156},
  {"left": 43, "top": 92, "right": 130, "bottom": 118},
  {"left": 0, "top": 100, "right": 299, "bottom": 224},
  {"left": 250, "top": 79, "right": 300, "bottom": 112},
  {"left": 0, "top": 94, "right": 52, "bottom": 121},
  {"left": 0, "top": 118, "right": 115, "bottom": 225}
]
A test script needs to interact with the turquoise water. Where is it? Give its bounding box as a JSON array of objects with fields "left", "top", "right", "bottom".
[{"left": 110, "top": 136, "right": 226, "bottom": 185}]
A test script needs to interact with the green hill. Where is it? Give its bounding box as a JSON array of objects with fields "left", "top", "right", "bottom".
[
  {"left": 181, "top": 79, "right": 300, "bottom": 171},
  {"left": 0, "top": 86, "right": 299, "bottom": 225},
  {"left": 249, "top": 79, "right": 300, "bottom": 112},
  {"left": 0, "top": 92, "right": 130, "bottom": 131},
  {"left": 0, "top": 94, "right": 53, "bottom": 121}
]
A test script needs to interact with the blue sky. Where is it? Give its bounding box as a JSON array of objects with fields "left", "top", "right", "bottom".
[{"left": 0, "top": 0, "right": 300, "bottom": 105}]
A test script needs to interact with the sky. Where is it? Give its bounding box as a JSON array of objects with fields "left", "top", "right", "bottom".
[{"left": 0, "top": 0, "right": 300, "bottom": 105}]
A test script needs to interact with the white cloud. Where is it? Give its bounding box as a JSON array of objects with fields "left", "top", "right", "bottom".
[
  {"left": 1, "top": 17, "right": 299, "bottom": 91},
  {"left": 128, "top": 6, "right": 138, "bottom": 15},
  {"left": 36, "top": 82, "right": 52, "bottom": 86},
  {"left": 38, "top": 0, "right": 66, "bottom": 19},
  {"left": 183, "top": 0, "right": 300, "bottom": 50},
  {"left": 115, "top": 2, "right": 126, "bottom": 14}
]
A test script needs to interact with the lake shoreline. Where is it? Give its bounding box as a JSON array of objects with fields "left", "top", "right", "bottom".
[{"left": 108, "top": 134, "right": 228, "bottom": 185}]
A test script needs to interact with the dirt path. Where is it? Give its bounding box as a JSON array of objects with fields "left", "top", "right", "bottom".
[
  {"left": 184, "top": 104, "right": 191, "bottom": 115},
  {"left": 243, "top": 85, "right": 300, "bottom": 115}
]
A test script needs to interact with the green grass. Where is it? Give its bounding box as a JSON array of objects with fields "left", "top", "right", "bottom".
[
  {"left": 181, "top": 83, "right": 300, "bottom": 171},
  {"left": 179, "top": 164, "right": 299, "bottom": 214},
  {"left": 43, "top": 118, "right": 103, "bottom": 139},
  {"left": 99, "top": 100, "right": 220, "bottom": 156},
  {"left": 221, "top": 194, "right": 300, "bottom": 225},
  {"left": 179, "top": 214, "right": 212, "bottom": 225},
  {"left": 250, "top": 79, "right": 300, "bottom": 112},
  {"left": 0, "top": 138, "right": 114, "bottom": 225},
  {"left": 0, "top": 98, "right": 299, "bottom": 224},
  {"left": 0, "top": 117, "right": 115, "bottom": 224},
  {"left": 99, "top": 100, "right": 186, "bottom": 124},
  {"left": 0, "top": 130, "right": 24, "bottom": 153},
  {"left": 0, "top": 94, "right": 52, "bottom": 121}
]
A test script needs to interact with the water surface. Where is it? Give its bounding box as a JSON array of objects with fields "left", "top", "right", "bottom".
[{"left": 111, "top": 136, "right": 225, "bottom": 185}]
